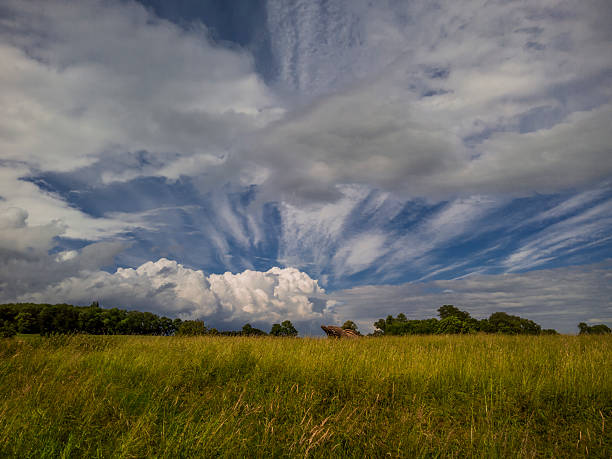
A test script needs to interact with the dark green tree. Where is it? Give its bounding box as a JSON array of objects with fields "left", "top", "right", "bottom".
[
  {"left": 437, "top": 316, "right": 467, "bottom": 334},
  {"left": 342, "top": 320, "right": 358, "bottom": 332},
  {"left": 241, "top": 323, "right": 267, "bottom": 336},
  {"left": 158, "top": 317, "right": 175, "bottom": 336},
  {"left": 373, "top": 318, "right": 387, "bottom": 333},
  {"left": 437, "top": 305, "right": 471, "bottom": 322},
  {"left": 578, "top": 322, "right": 611, "bottom": 334},
  {"left": 486, "top": 312, "right": 541, "bottom": 335},
  {"left": 15, "top": 312, "right": 37, "bottom": 334},
  {"left": 270, "top": 320, "right": 298, "bottom": 337},
  {"left": 0, "top": 320, "right": 17, "bottom": 338},
  {"left": 177, "top": 320, "right": 207, "bottom": 336}
]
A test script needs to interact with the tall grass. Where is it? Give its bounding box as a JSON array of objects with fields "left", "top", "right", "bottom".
[{"left": 0, "top": 334, "right": 610, "bottom": 457}]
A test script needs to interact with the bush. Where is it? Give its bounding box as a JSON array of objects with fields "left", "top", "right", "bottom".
[
  {"left": 0, "top": 320, "right": 17, "bottom": 338},
  {"left": 177, "top": 320, "right": 207, "bottom": 336},
  {"left": 578, "top": 322, "right": 611, "bottom": 335},
  {"left": 270, "top": 320, "right": 298, "bottom": 337}
]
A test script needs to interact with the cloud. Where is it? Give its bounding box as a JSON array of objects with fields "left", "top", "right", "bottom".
[
  {"left": 2, "top": 200, "right": 609, "bottom": 335},
  {"left": 279, "top": 185, "right": 372, "bottom": 276},
  {"left": 0, "top": 0, "right": 279, "bottom": 172},
  {"left": 331, "top": 233, "right": 387, "bottom": 277},
  {"left": 1, "top": 0, "right": 610, "bottom": 210},
  {"left": 331, "top": 261, "right": 612, "bottom": 334},
  {"left": 274, "top": 184, "right": 612, "bottom": 287},
  {"left": 0, "top": 0, "right": 282, "bottom": 241},
  {"left": 0, "top": 207, "right": 126, "bottom": 300},
  {"left": 277, "top": 189, "right": 507, "bottom": 284},
  {"left": 11, "top": 258, "right": 336, "bottom": 329},
  {"left": 2, "top": 0, "right": 611, "bottom": 207},
  {"left": 259, "top": 0, "right": 612, "bottom": 200},
  {"left": 0, "top": 162, "right": 144, "bottom": 240},
  {"left": 502, "top": 196, "right": 612, "bottom": 271},
  {"left": 458, "top": 106, "right": 612, "bottom": 194},
  {"left": 0, "top": 0, "right": 610, "bottom": 331},
  {"left": 255, "top": 76, "right": 466, "bottom": 200}
]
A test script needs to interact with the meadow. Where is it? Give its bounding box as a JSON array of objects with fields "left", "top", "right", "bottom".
[{"left": 0, "top": 334, "right": 610, "bottom": 458}]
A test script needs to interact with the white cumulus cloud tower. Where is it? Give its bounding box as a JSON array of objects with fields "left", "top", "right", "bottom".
[{"left": 17, "top": 258, "right": 335, "bottom": 326}]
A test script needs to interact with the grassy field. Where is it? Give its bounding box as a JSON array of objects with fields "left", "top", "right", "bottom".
[{"left": 0, "top": 334, "right": 610, "bottom": 458}]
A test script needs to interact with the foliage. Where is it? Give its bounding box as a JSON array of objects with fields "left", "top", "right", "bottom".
[
  {"left": 176, "top": 320, "right": 208, "bottom": 336},
  {"left": 270, "top": 320, "right": 298, "bottom": 337},
  {"left": 0, "top": 334, "right": 609, "bottom": 457},
  {"left": 437, "top": 304, "right": 471, "bottom": 321},
  {"left": 341, "top": 320, "right": 358, "bottom": 332},
  {"left": 241, "top": 323, "right": 267, "bottom": 336},
  {"left": 436, "top": 316, "right": 470, "bottom": 334},
  {"left": 578, "top": 322, "right": 612, "bottom": 334},
  {"left": 0, "top": 303, "right": 178, "bottom": 336},
  {"left": 375, "top": 306, "right": 548, "bottom": 336},
  {"left": 483, "top": 311, "right": 541, "bottom": 334},
  {"left": 0, "top": 320, "right": 16, "bottom": 338}
]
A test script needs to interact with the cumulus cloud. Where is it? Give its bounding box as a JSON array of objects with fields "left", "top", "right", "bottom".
[
  {"left": 12, "top": 258, "right": 337, "bottom": 328},
  {"left": 331, "top": 261, "right": 612, "bottom": 334}
]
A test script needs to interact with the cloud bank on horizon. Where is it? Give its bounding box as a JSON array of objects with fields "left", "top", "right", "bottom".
[{"left": 0, "top": 0, "right": 610, "bottom": 333}]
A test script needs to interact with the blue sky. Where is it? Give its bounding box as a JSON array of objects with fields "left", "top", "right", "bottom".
[{"left": 0, "top": 0, "right": 611, "bottom": 333}]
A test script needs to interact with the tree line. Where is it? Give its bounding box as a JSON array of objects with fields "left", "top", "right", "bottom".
[
  {"left": 373, "top": 305, "right": 610, "bottom": 336},
  {"left": 0, "top": 302, "right": 298, "bottom": 338},
  {"left": 0, "top": 302, "right": 610, "bottom": 338}
]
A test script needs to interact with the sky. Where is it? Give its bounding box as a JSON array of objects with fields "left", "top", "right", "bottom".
[{"left": 0, "top": 0, "right": 611, "bottom": 334}]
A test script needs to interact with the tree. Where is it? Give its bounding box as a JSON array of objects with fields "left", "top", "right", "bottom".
[
  {"left": 177, "top": 320, "right": 207, "bottom": 336},
  {"left": 342, "top": 320, "right": 358, "bottom": 332},
  {"left": 373, "top": 318, "right": 387, "bottom": 334},
  {"left": 373, "top": 314, "right": 439, "bottom": 335},
  {"left": 437, "top": 305, "right": 471, "bottom": 322},
  {"left": 15, "top": 312, "right": 37, "bottom": 334},
  {"left": 281, "top": 320, "right": 298, "bottom": 336},
  {"left": 270, "top": 320, "right": 298, "bottom": 337},
  {"left": 158, "top": 317, "right": 176, "bottom": 336},
  {"left": 0, "top": 320, "right": 16, "bottom": 338},
  {"left": 78, "top": 308, "right": 104, "bottom": 334},
  {"left": 578, "top": 322, "right": 611, "bottom": 335},
  {"left": 486, "top": 312, "right": 540, "bottom": 335},
  {"left": 241, "top": 323, "right": 267, "bottom": 336},
  {"left": 437, "top": 316, "right": 467, "bottom": 334},
  {"left": 38, "top": 307, "right": 56, "bottom": 336},
  {"left": 589, "top": 324, "right": 611, "bottom": 334}
]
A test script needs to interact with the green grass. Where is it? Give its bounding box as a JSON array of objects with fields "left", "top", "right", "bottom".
[{"left": 0, "top": 334, "right": 610, "bottom": 458}]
